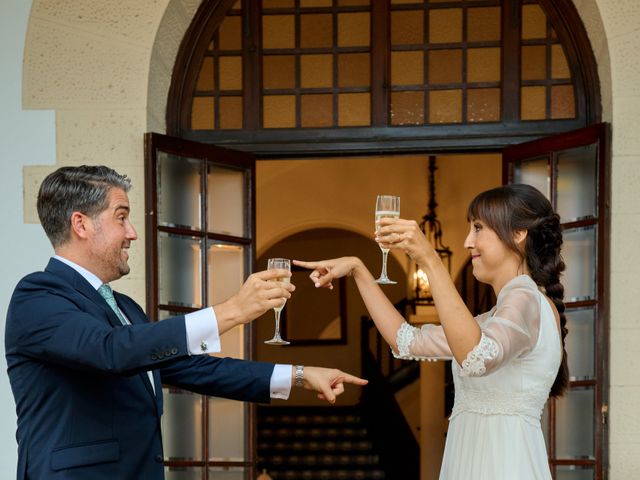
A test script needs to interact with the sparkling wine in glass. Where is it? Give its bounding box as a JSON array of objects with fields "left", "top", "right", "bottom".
[
  {"left": 375, "top": 195, "right": 400, "bottom": 284},
  {"left": 264, "top": 257, "right": 291, "bottom": 345}
]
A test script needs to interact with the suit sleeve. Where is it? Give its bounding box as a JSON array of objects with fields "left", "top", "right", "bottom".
[
  {"left": 160, "top": 355, "right": 274, "bottom": 404},
  {"left": 6, "top": 274, "right": 189, "bottom": 376}
]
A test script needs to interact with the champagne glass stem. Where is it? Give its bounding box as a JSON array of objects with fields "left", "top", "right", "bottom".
[
  {"left": 273, "top": 309, "right": 282, "bottom": 339},
  {"left": 380, "top": 249, "right": 390, "bottom": 280}
]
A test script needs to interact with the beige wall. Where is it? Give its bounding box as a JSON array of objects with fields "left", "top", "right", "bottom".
[{"left": 18, "top": 0, "right": 640, "bottom": 477}]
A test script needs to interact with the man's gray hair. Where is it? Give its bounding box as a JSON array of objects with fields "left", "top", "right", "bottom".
[{"left": 37, "top": 165, "right": 132, "bottom": 248}]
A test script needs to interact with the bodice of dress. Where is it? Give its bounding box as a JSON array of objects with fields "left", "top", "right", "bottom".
[{"left": 394, "top": 275, "right": 562, "bottom": 424}]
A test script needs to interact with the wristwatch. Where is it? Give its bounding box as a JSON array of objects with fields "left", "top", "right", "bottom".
[{"left": 294, "top": 365, "right": 304, "bottom": 387}]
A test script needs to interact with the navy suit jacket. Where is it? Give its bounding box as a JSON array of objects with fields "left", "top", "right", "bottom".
[{"left": 5, "top": 258, "right": 274, "bottom": 480}]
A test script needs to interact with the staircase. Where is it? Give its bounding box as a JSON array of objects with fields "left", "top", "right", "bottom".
[{"left": 257, "top": 406, "right": 386, "bottom": 480}]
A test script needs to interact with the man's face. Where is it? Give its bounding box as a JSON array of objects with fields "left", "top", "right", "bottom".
[{"left": 87, "top": 188, "right": 137, "bottom": 283}]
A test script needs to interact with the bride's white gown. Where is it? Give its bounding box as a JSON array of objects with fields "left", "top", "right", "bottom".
[{"left": 394, "top": 275, "right": 561, "bottom": 480}]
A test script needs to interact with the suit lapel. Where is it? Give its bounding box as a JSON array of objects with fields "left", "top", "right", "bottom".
[
  {"left": 46, "top": 259, "right": 123, "bottom": 328},
  {"left": 117, "top": 299, "right": 160, "bottom": 401},
  {"left": 46, "top": 258, "right": 160, "bottom": 403}
]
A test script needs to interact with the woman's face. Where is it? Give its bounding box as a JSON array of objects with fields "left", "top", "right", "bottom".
[{"left": 464, "top": 218, "right": 521, "bottom": 287}]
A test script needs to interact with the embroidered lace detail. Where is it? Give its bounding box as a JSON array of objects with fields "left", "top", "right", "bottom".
[
  {"left": 392, "top": 322, "right": 438, "bottom": 362},
  {"left": 450, "top": 387, "right": 550, "bottom": 424},
  {"left": 460, "top": 333, "right": 499, "bottom": 377}
]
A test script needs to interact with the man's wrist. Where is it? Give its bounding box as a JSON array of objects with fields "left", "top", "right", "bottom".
[{"left": 212, "top": 298, "right": 242, "bottom": 335}]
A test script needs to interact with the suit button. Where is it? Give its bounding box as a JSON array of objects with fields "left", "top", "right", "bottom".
[
  {"left": 151, "top": 354, "right": 158, "bottom": 361},
  {"left": 171, "top": 347, "right": 178, "bottom": 355},
  {"left": 155, "top": 454, "right": 163, "bottom": 463},
  {"left": 164, "top": 350, "right": 171, "bottom": 357}
]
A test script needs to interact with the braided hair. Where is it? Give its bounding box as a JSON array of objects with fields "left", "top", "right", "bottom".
[{"left": 467, "top": 184, "right": 568, "bottom": 397}]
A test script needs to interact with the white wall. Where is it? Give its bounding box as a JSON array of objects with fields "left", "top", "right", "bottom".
[{"left": 0, "top": 1, "right": 56, "bottom": 476}]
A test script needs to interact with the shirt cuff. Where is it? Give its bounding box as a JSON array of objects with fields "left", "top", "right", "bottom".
[
  {"left": 270, "top": 364, "right": 293, "bottom": 400},
  {"left": 185, "top": 307, "right": 221, "bottom": 355}
]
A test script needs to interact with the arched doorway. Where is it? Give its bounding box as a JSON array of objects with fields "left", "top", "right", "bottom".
[{"left": 152, "top": 1, "right": 607, "bottom": 478}]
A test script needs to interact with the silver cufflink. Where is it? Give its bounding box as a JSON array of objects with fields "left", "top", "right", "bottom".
[{"left": 200, "top": 340, "right": 208, "bottom": 352}]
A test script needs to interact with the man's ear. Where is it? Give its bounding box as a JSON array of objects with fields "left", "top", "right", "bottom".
[
  {"left": 514, "top": 229, "right": 528, "bottom": 247},
  {"left": 70, "top": 212, "right": 92, "bottom": 240}
]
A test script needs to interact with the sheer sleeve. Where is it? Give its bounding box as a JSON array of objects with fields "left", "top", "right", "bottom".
[
  {"left": 392, "top": 322, "right": 453, "bottom": 361},
  {"left": 460, "top": 277, "right": 541, "bottom": 377}
]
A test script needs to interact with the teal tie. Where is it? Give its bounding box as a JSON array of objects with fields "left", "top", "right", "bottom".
[{"left": 98, "top": 284, "right": 128, "bottom": 326}]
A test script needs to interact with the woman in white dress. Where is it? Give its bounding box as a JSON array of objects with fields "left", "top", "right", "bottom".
[{"left": 295, "top": 184, "right": 568, "bottom": 480}]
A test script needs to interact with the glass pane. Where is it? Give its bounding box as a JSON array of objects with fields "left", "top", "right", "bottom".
[
  {"left": 337, "top": 0, "right": 370, "bottom": 5},
  {"left": 555, "top": 387, "right": 595, "bottom": 459},
  {"left": 196, "top": 57, "right": 214, "bottom": 91},
  {"left": 555, "top": 465, "right": 595, "bottom": 480},
  {"left": 391, "top": 51, "right": 423, "bottom": 86},
  {"left": 207, "top": 241, "right": 245, "bottom": 306},
  {"left": 263, "top": 0, "right": 294, "bottom": 7},
  {"left": 338, "top": 53, "right": 370, "bottom": 87},
  {"left": 165, "top": 467, "right": 204, "bottom": 480},
  {"left": 218, "top": 16, "right": 242, "bottom": 50},
  {"left": 159, "top": 233, "right": 203, "bottom": 308},
  {"left": 563, "top": 226, "right": 596, "bottom": 302},
  {"left": 301, "top": 54, "right": 333, "bottom": 88},
  {"left": 218, "top": 56, "right": 242, "bottom": 91},
  {"left": 263, "top": 55, "right": 296, "bottom": 90},
  {"left": 467, "top": 88, "right": 500, "bottom": 122},
  {"left": 191, "top": 97, "right": 214, "bottom": 130},
  {"left": 565, "top": 308, "right": 595, "bottom": 380},
  {"left": 467, "top": 7, "right": 501, "bottom": 42},
  {"left": 263, "top": 15, "right": 295, "bottom": 49},
  {"left": 157, "top": 152, "right": 202, "bottom": 229},
  {"left": 391, "top": 91, "right": 424, "bottom": 125},
  {"left": 522, "top": 4, "right": 547, "bottom": 40},
  {"left": 552, "top": 44, "right": 571, "bottom": 79},
  {"left": 391, "top": 10, "right": 424, "bottom": 45},
  {"left": 338, "top": 93, "right": 370, "bottom": 126},
  {"left": 263, "top": 95, "right": 296, "bottom": 128},
  {"left": 512, "top": 156, "right": 550, "bottom": 199},
  {"left": 301, "top": 94, "right": 333, "bottom": 127},
  {"left": 219, "top": 96, "right": 243, "bottom": 130},
  {"left": 521, "top": 45, "right": 546, "bottom": 81},
  {"left": 207, "top": 166, "right": 246, "bottom": 237},
  {"left": 338, "top": 12, "right": 370, "bottom": 47},
  {"left": 428, "top": 49, "right": 462, "bottom": 84},
  {"left": 302, "top": 0, "right": 333, "bottom": 6},
  {"left": 556, "top": 143, "right": 597, "bottom": 222},
  {"left": 429, "top": 9, "right": 462, "bottom": 44},
  {"left": 208, "top": 398, "right": 245, "bottom": 461},
  {"left": 551, "top": 85, "right": 576, "bottom": 119},
  {"left": 300, "top": 14, "right": 333, "bottom": 48},
  {"left": 208, "top": 467, "right": 247, "bottom": 479},
  {"left": 521, "top": 86, "right": 546, "bottom": 120},
  {"left": 467, "top": 48, "right": 501, "bottom": 83},
  {"left": 162, "top": 388, "right": 203, "bottom": 461},
  {"left": 429, "top": 89, "right": 462, "bottom": 124}
]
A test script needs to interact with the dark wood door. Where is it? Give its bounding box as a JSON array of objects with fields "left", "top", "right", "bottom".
[
  {"left": 145, "top": 132, "right": 257, "bottom": 480},
  {"left": 503, "top": 123, "right": 610, "bottom": 480}
]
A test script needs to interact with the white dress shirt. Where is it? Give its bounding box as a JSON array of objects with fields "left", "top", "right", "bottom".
[{"left": 53, "top": 255, "right": 293, "bottom": 399}]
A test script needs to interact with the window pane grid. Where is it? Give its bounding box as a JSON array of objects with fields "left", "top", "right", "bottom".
[
  {"left": 520, "top": 1, "right": 575, "bottom": 121},
  {"left": 192, "top": 7, "right": 244, "bottom": 131},
  {"left": 261, "top": 1, "right": 371, "bottom": 128},
  {"left": 389, "top": 0, "right": 502, "bottom": 125}
]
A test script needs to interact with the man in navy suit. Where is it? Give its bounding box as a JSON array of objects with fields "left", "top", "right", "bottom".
[{"left": 5, "top": 165, "right": 366, "bottom": 480}]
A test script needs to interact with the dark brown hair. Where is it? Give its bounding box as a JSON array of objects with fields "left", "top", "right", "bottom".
[{"left": 467, "top": 184, "right": 568, "bottom": 397}]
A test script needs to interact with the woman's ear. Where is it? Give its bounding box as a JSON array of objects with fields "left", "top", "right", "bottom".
[{"left": 513, "top": 229, "right": 528, "bottom": 247}]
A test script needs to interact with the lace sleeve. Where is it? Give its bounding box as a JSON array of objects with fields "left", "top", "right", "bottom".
[
  {"left": 460, "top": 276, "right": 541, "bottom": 377},
  {"left": 392, "top": 322, "right": 453, "bottom": 361}
]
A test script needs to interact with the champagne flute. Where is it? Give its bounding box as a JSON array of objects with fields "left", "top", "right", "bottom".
[
  {"left": 375, "top": 195, "right": 400, "bottom": 284},
  {"left": 264, "top": 258, "right": 291, "bottom": 345}
]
